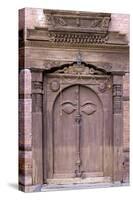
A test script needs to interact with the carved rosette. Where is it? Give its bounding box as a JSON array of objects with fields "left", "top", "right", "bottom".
[
  {"left": 50, "top": 80, "right": 60, "bottom": 92},
  {"left": 98, "top": 82, "right": 107, "bottom": 93}
]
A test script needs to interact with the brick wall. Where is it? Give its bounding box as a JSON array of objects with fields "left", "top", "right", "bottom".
[{"left": 109, "top": 14, "right": 129, "bottom": 40}]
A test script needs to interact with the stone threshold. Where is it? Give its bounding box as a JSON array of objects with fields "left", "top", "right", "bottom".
[{"left": 19, "top": 182, "right": 129, "bottom": 193}]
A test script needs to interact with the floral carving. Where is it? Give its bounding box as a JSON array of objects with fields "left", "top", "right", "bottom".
[{"left": 55, "top": 17, "right": 67, "bottom": 26}]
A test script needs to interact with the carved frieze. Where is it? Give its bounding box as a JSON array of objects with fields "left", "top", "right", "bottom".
[{"left": 44, "top": 10, "right": 111, "bottom": 33}]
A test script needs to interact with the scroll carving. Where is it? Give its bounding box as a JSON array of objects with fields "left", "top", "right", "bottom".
[
  {"left": 43, "top": 60, "right": 73, "bottom": 69},
  {"left": 54, "top": 64, "right": 104, "bottom": 75}
]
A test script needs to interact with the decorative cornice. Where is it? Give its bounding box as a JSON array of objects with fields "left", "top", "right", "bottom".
[
  {"left": 19, "top": 9, "right": 128, "bottom": 48},
  {"left": 26, "top": 28, "right": 128, "bottom": 48}
]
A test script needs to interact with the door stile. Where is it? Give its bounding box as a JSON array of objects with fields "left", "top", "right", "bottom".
[
  {"left": 43, "top": 75, "right": 48, "bottom": 183},
  {"left": 75, "top": 85, "right": 82, "bottom": 177}
]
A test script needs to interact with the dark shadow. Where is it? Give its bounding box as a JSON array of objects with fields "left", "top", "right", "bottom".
[{"left": 8, "top": 183, "right": 18, "bottom": 190}]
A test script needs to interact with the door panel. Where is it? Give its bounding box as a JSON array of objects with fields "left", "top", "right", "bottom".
[
  {"left": 80, "top": 86, "right": 103, "bottom": 175},
  {"left": 53, "top": 85, "right": 78, "bottom": 177}
]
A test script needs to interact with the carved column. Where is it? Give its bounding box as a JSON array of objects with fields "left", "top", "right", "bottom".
[
  {"left": 19, "top": 69, "right": 32, "bottom": 191},
  {"left": 113, "top": 74, "right": 123, "bottom": 183}
]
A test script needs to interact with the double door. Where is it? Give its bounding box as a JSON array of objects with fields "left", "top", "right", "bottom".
[{"left": 44, "top": 75, "right": 112, "bottom": 184}]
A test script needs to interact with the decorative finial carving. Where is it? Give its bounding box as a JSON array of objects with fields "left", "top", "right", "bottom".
[{"left": 76, "top": 50, "right": 82, "bottom": 66}]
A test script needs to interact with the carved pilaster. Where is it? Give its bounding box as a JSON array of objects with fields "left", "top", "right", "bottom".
[
  {"left": 113, "top": 76, "right": 123, "bottom": 183},
  {"left": 113, "top": 84, "right": 122, "bottom": 113},
  {"left": 31, "top": 73, "right": 43, "bottom": 185}
]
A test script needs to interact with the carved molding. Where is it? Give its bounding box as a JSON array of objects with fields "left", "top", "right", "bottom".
[{"left": 48, "top": 32, "right": 109, "bottom": 44}]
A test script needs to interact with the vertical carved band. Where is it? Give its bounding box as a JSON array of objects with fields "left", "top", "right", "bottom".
[
  {"left": 32, "top": 81, "right": 43, "bottom": 112},
  {"left": 113, "top": 84, "right": 122, "bottom": 114}
]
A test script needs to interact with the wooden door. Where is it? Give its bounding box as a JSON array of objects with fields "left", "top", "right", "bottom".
[{"left": 44, "top": 75, "right": 112, "bottom": 185}]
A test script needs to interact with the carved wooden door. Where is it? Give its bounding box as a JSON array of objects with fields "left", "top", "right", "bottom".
[{"left": 44, "top": 68, "right": 112, "bottom": 185}]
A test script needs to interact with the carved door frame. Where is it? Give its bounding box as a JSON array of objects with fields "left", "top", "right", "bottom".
[{"left": 42, "top": 62, "right": 124, "bottom": 185}]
